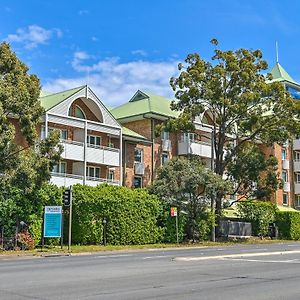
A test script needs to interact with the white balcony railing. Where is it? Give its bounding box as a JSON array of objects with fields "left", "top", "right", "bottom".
[
  {"left": 283, "top": 182, "right": 291, "bottom": 192},
  {"left": 282, "top": 159, "right": 290, "bottom": 170},
  {"left": 293, "top": 139, "right": 300, "bottom": 150},
  {"left": 59, "top": 139, "right": 120, "bottom": 166},
  {"left": 295, "top": 183, "right": 300, "bottom": 194},
  {"left": 294, "top": 161, "right": 300, "bottom": 172},
  {"left": 86, "top": 144, "right": 120, "bottom": 166},
  {"left": 50, "top": 172, "right": 120, "bottom": 187},
  {"left": 162, "top": 139, "right": 171, "bottom": 152},
  {"left": 178, "top": 140, "right": 212, "bottom": 158},
  {"left": 60, "top": 140, "right": 84, "bottom": 161},
  {"left": 134, "top": 162, "right": 145, "bottom": 175}
]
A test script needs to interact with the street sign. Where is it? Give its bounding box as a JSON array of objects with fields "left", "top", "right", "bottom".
[
  {"left": 170, "top": 207, "right": 177, "bottom": 217},
  {"left": 44, "top": 206, "right": 62, "bottom": 238}
]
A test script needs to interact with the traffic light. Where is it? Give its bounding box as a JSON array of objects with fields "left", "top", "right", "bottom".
[{"left": 63, "top": 189, "right": 71, "bottom": 206}]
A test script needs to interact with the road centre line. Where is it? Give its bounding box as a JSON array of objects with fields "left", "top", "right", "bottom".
[
  {"left": 221, "top": 258, "right": 300, "bottom": 264},
  {"left": 175, "top": 249, "right": 300, "bottom": 261}
]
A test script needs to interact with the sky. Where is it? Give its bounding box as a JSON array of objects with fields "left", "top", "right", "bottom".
[{"left": 1, "top": 0, "right": 300, "bottom": 107}]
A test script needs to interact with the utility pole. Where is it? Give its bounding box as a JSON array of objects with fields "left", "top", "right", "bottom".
[{"left": 68, "top": 186, "right": 73, "bottom": 252}]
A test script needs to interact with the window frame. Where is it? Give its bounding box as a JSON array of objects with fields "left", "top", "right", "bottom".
[
  {"left": 133, "top": 176, "right": 143, "bottom": 188},
  {"left": 162, "top": 152, "right": 169, "bottom": 165},
  {"left": 134, "top": 148, "right": 143, "bottom": 163},
  {"left": 86, "top": 166, "right": 101, "bottom": 179},
  {"left": 87, "top": 135, "right": 102, "bottom": 147},
  {"left": 283, "top": 193, "right": 289, "bottom": 206},
  {"left": 52, "top": 162, "right": 66, "bottom": 174}
]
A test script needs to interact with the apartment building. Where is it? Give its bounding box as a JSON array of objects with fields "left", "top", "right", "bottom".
[
  {"left": 11, "top": 62, "right": 300, "bottom": 209},
  {"left": 39, "top": 85, "right": 123, "bottom": 187}
]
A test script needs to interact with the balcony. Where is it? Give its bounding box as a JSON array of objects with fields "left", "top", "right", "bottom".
[
  {"left": 60, "top": 140, "right": 84, "bottom": 161},
  {"left": 50, "top": 172, "right": 120, "bottom": 187},
  {"left": 283, "top": 182, "right": 291, "bottom": 192},
  {"left": 282, "top": 159, "right": 290, "bottom": 170},
  {"left": 134, "top": 162, "right": 145, "bottom": 175},
  {"left": 86, "top": 176, "right": 119, "bottom": 187},
  {"left": 295, "top": 183, "right": 300, "bottom": 194},
  {"left": 60, "top": 140, "right": 120, "bottom": 166},
  {"left": 178, "top": 140, "right": 211, "bottom": 158},
  {"left": 86, "top": 144, "right": 120, "bottom": 167},
  {"left": 294, "top": 161, "right": 300, "bottom": 172},
  {"left": 50, "top": 172, "right": 84, "bottom": 186},
  {"left": 162, "top": 139, "right": 171, "bottom": 152},
  {"left": 293, "top": 139, "right": 300, "bottom": 150}
]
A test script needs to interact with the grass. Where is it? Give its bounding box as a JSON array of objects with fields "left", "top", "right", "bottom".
[{"left": 1, "top": 238, "right": 299, "bottom": 257}]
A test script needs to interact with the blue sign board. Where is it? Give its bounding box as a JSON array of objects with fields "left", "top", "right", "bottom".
[{"left": 44, "top": 206, "right": 62, "bottom": 238}]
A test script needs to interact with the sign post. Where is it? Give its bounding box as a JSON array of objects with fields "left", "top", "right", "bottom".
[
  {"left": 170, "top": 207, "right": 179, "bottom": 244},
  {"left": 44, "top": 206, "right": 62, "bottom": 238}
]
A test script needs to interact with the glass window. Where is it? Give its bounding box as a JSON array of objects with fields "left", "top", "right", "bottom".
[
  {"left": 134, "top": 148, "right": 143, "bottom": 163},
  {"left": 295, "top": 152, "right": 300, "bottom": 161},
  {"left": 283, "top": 193, "right": 288, "bottom": 205},
  {"left": 282, "top": 148, "right": 287, "bottom": 160},
  {"left": 87, "top": 135, "right": 102, "bottom": 147},
  {"left": 108, "top": 170, "right": 114, "bottom": 181},
  {"left": 52, "top": 162, "right": 66, "bottom": 174},
  {"left": 86, "top": 166, "right": 100, "bottom": 178},
  {"left": 162, "top": 152, "right": 169, "bottom": 164},
  {"left": 60, "top": 129, "right": 67, "bottom": 140},
  {"left": 161, "top": 130, "right": 170, "bottom": 140},
  {"left": 183, "top": 133, "right": 195, "bottom": 142},
  {"left": 75, "top": 106, "right": 86, "bottom": 119},
  {"left": 297, "top": 195, "right": 300, "bottom": 207},
  {"left": 296, "top": 173, "right": 300, "bottom": 183},
  {"left": 133, "top": 176, "right": 142, "bottom": 188},
  {"left": 282, "top": 171, "right": 288, "bottom": 182}
]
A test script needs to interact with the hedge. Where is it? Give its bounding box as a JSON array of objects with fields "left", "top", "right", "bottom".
[
  {"left": 275, "top": 211, "right": 300, "bottom": 240},
  {"left": 71, "top": 184, "right": 164, "bottom": 245},
  {"left": 237, "top": 201, "right": 277, "bottom": 236}
]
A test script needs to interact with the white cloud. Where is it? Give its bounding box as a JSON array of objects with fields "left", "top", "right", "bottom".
[
  {"left": 43, "top": 52, "right": 179, "bottom": 107},
  {"left": 131, "top": 49, "right": 148, "bottom": 57},
  {"left": 91, "top": 36, "right": 98, "bottom": 42},
  {"left": 78, "top": 10, "right": 89, "bottom": 15},
  {"left": 6, "top": 25, "right": 62, "bottom": 49}
]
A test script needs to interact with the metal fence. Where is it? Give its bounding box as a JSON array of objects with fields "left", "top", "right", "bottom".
[{"left": 219, "top": 220, "right": 252, "bottom": 238}]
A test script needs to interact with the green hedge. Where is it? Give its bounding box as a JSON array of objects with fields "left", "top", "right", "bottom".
[
  {"left": 237, "top": 201, "right": 277, "bottom": 236},
  {"left": 72, "top": 184, "right": 164, "bottom": 245},
  {"left": 276, "top": 211, "right": 300, "bottom": 240}
]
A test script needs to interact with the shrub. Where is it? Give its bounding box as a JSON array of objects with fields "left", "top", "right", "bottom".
[
  {"left": 276, "top": 211, "right": 300, "bottom": 240},
  {"left": 237, "top": 201, "right": 277, "bottom": 236},
  {"left": 72, "top": 184, "right": 163, "bottom": 245}
]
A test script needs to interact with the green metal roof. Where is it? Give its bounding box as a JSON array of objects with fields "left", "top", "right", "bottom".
[
  {"left": 270, "top": 63, "right": 296, "bottom": 84},
  {"left": 110, "top": 90, "right": 180, "bottom": 120},
  {"left": 40, "top": 86, "right": 85, "bottom": 111},
  {"left": 122, "top": 126, "right": 148, "bottom": 140}
]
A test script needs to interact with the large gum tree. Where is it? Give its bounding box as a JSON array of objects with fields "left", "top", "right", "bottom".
[{"left": 168, "top": 39, "right": 300, "bottom": 234}]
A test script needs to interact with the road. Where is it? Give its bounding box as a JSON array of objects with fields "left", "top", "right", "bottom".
[{"left": 1, "top": 242, "right": 300, "bottom": 299}]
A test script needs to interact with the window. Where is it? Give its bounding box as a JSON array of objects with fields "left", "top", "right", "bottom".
[
  {"left": 162, "top": 152, "right": 169, "bottom": 164},
  {"left": 108, "top": 170, "right": 114, "bottom": 181},
  {"left": 41, "top": 127, "right": 67, "bottom": 140},
  {"left": 75, "top": 106, "right": 86, "bottom": 119},
  {"left": 87, "top": 135, "right": 101, "bottom": 147},
  {"left": 134, "top": 148, "right": 143, "bottom": 163},
  {"left": 133, "top": 176, "right": 142, "bottom": 188},
  {"left": 296, "top": 195, "right": 300, "bottom": 207},
  {"left": 295, "top": 152, "right": 300, "bottom": 161},
  {"left": 282, "top": 170, "right": 288, "bottom": 182},
  {"left": 282, "top": 148, "right": 287, "bottom": 160},
  {"left": 52, "top": 162, "right": 66, "bottom": 174},
  {"left": 161, "top": 130, "right": 170, "bottom": 140},
  {"left": 283, "top": 193, "right": 289, "bottom": 205},
  {"left": 86, "top": 166, "right": 100, "bottom": 178},
  {"left": 296, "top": 173, "right": 300, "bottom": 183},
  {"left": 182, "top": 133, "right": 195, "bottom": 142}
]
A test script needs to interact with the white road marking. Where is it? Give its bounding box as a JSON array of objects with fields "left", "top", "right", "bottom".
[
  {"left": 94, "top": 254, "right": 133, "bottom": 258},
  {"left": 175, "top": 249, "right": 300, "bottom": 261},
  {"left": 222, "top": 258, "right": 300, "bottom": 263},
  {"left": 143, "top": 255, "right": 171, "bottom": 259}
]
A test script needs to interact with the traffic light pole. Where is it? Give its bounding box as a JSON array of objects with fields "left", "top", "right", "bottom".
[{"left": 68, "top": 186, "right": 73, "bottom": 252}]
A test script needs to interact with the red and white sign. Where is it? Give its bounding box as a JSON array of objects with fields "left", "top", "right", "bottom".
[{"left": 170, "top": 207, "right": 177, "bottom": 217}]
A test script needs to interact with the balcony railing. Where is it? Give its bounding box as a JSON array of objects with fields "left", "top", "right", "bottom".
[
  {"left": 59, "top": 139, "right": 120, "bottom": 166},
  {"left": 50, "top": 172, "right": 119, "bottom": 187},
  {"left": 178, "top": 139, "right": 212, "bottom": 158},
  {"left": 283, "top": 182, "right": 291, "bottom": 192},
  {"left": 282, "top": 159, "right": 290, "bottom": 170},
  {"left": 134, "top": 162, "right": 145, "bottom": 175},
  {"left": 294, "top": 160, "right": 300, "bottom": 172}
]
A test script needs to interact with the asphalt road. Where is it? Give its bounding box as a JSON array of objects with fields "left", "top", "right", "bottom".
[{"left": 1, "top": 242, "right": 300, "bottom": 300}]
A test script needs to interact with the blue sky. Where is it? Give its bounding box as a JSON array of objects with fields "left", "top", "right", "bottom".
[{"left": 1, "top": 0, "right": 300, "bottom": 106}]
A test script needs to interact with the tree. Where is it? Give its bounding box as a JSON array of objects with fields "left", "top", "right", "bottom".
[
  {"left": 149, "top": 157, "right": 231, "bottom": 241},
  {"left": 0, "top": 42, "right": 62, "bottom": 234},
  {"left": 226, "top": 143, "right": 282, "bottom": 201},
  {"left": 167, "top": 39, "right": 300, "bottom": 230}
]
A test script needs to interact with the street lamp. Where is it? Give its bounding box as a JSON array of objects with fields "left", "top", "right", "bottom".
[{"left": 102, "top": 217, "right": 107, "bottom": 246}]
